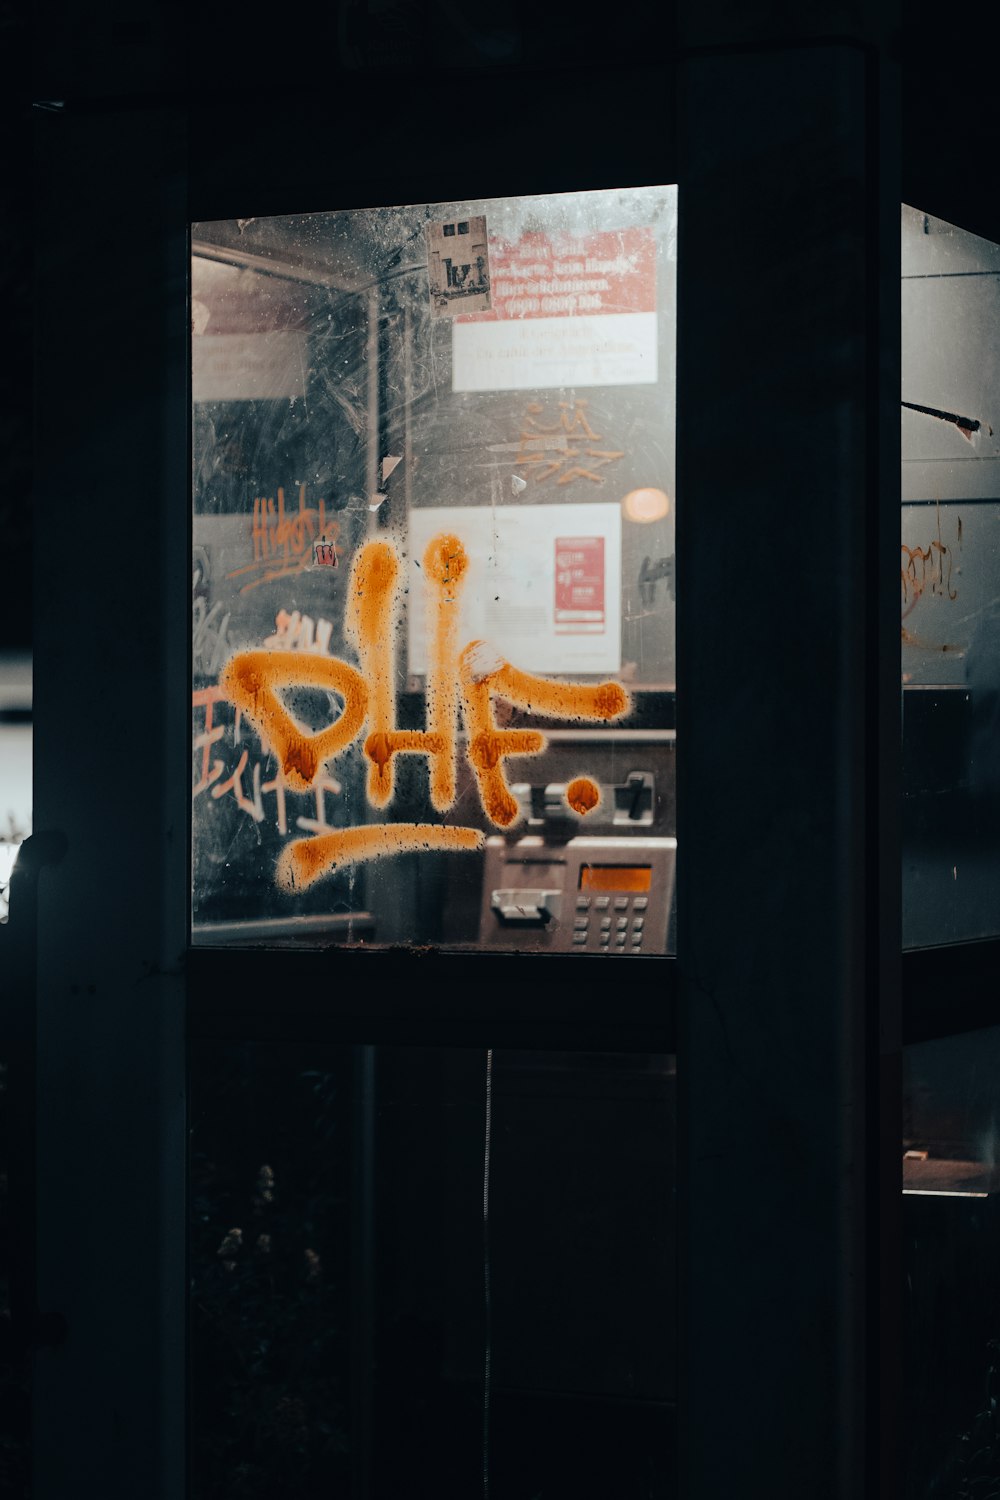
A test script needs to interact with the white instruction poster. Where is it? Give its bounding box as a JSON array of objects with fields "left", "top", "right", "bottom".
[{"left": 407, "top": 503, "right": 622, "bottom": 677}]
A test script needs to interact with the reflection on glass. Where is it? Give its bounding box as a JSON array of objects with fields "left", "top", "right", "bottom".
[
  {"left": 191, "top": 187, "right": 677, "bottom": 952},
  {"left": 902, "top": 205, "right": 1000, "bottom": 948}
]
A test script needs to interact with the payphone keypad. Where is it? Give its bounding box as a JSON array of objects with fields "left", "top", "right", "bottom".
[{"left": 574, "top": 892, "right": 651, "bottom": 952}]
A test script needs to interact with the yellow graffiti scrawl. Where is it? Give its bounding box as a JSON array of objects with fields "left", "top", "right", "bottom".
[{"left": 219, "top": 532, "right": 630, "bottom": 889}]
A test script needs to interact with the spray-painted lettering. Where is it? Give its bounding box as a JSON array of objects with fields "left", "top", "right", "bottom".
[
  {"left": 211, "top": 532, "right": 629, "bottom": 889},
  {"left": 226, "top": 485, "right": 342, "bottom": 595}
]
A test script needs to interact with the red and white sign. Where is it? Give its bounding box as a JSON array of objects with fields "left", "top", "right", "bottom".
[
  {"left": 555, "top": 536, "right": 606, "bottom": 633},
  {"left": 451, "top": 227, "right": 659, "bottom": 392},
  {"left": 461, "top": 227, "right": 656, "bottom": 322}
]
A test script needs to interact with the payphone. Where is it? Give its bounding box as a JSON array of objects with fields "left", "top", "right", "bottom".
[
  {"left": 481, "top": 833, "right": 675, "bottom": 953},
  {"left": 474, "top": 730, "right": 676, "bottom": 954}
]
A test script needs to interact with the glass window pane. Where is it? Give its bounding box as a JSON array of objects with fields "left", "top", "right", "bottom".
[
  {"left": 902, "top": 205, "right": 1000, "bottom": 947},
  {"left": 903, "top": 1026, "right": 1000, "bottom": 1496},
  {"left": 191, "top": 187, "right": 677, "bottom": 953}
]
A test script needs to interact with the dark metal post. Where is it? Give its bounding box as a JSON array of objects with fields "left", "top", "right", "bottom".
[
  {"left": 32, "top": 102, "right": 189, "bottom": 1500},
  {"left": 675, "top": 30, "right": 901, "bottom": 1500},
  {"left": 351, "top": 1044, "right": 378, "bottom": 1498}
]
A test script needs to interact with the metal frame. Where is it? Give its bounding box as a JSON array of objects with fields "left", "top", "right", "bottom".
[{"left": 187, "top": 947, "right": 679, "bottom": 1051}]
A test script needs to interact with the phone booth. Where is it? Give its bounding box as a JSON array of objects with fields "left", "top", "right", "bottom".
[{"left": 10, "top": 6, "right": 949, "bottom": 1499}]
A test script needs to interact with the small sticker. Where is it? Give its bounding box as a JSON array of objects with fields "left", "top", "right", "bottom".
[
  {"left": 426, "top": 215, "right": 491, "bottom": 318},
  {"left": 313, "top": 535, "right": 338, "bottom": 568},
  {"left": 554, "top": 536, "right": 606, "bottom": 634}
]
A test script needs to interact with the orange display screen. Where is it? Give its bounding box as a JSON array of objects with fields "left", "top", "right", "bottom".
[{"left": 579, "top": 865, "right": 652, "bottom": 893}]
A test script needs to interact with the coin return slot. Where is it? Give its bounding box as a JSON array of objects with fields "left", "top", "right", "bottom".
[{"left": 490, "top": 888, "right": 563, "bottom": 926}]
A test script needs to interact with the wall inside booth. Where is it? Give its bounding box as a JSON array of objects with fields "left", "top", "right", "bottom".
[{"left": 191, "top": 187, "right": 677, "bottom": 952}]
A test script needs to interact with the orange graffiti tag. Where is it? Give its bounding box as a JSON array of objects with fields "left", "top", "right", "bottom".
[
  {"left": 901, "top": 503, "right": 960, "bottom": 623},
  {"left": 458, "top": 640, "right": 622, "bottom": 826},
  {"left": 226, "top": 485, "right": 341, "bottom": 595},
  {"left": 566, "top": 777, "right": 602, "bottom": 816},
  {"left": 277, "top": 823, "right": 483, "bottom": 893},
  {"left": 516, "top": 400, "right": 625, "bottom": 487},
  {"left": 220, "top": 651, "right": 367, "bottom": 792},
  {"left": 218, "top": 532, "right": 630, "bottom": 888}
]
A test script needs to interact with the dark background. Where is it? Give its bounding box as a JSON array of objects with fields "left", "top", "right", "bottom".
[
  {"left": 5, "top": 6, "right": 1000, "bottom": 1500},
  {"left": 4, "top": 1, "right": 1000, "bottom": 656},
  {"left": 1, "top": 0, "right": 30, "bottom": 653}
]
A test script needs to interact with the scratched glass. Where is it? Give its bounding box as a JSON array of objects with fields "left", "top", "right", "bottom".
[
  {"left": 191, "top": 186, "right": 678, "bottom": 952},
  {"left": 902, "top": 206, "right": 1000, "bottom": 948}
]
